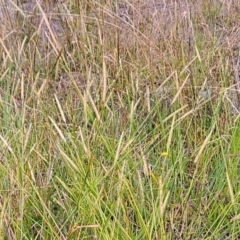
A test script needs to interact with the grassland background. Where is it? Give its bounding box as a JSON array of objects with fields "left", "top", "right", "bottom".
[{"left": 0, "top": 0, "right": 240, "bottom": 239}]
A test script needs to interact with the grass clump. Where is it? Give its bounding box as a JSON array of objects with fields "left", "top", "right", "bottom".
[{"left": 1, "top": 0, "right": 240, "bottom": 239}]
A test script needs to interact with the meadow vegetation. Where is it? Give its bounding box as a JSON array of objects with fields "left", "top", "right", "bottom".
[{"left": 0, "top": 0, "right": 240, "bottom": 239}]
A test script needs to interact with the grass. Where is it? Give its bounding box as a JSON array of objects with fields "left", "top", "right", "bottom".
[{"left": 1, "top": 0, "right": 240, "bottom": 239}]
